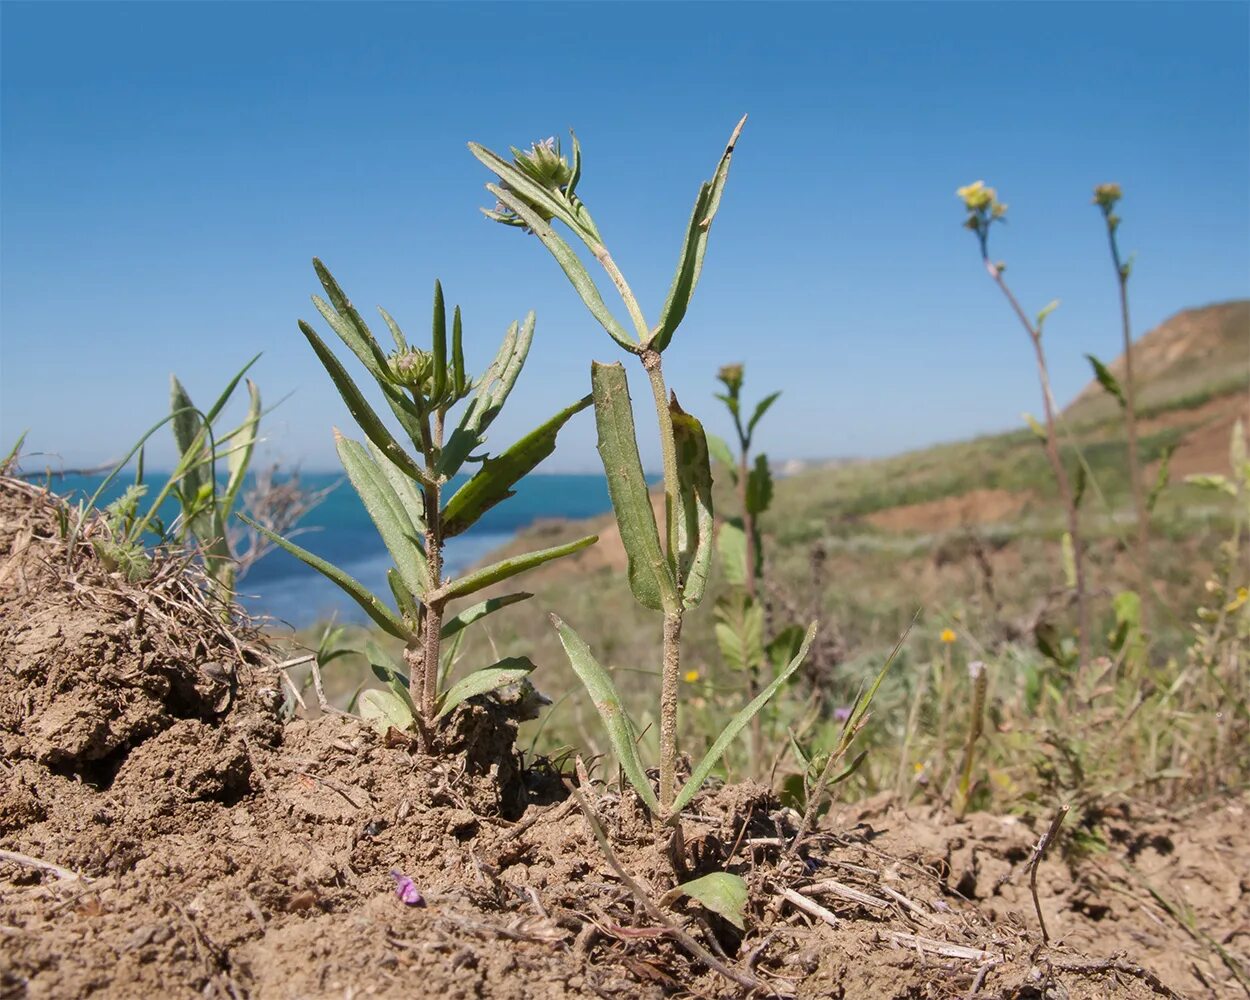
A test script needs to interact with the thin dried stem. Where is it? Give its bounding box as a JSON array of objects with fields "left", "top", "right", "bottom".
[
  {"left": 565, "top": 781, "right": 770, "bottom": 995},
  {"left": 1027, "top": 802, "right": 1070, "bottom": 944},
  {"left": 986, "top": 260, "right": 1089, "bottom": 666}
]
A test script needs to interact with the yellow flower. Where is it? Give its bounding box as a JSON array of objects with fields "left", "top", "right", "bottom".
[
  {"left": 1226, "top": 586, "right": 1249, "bottom": 613},
  {"left": 683, "top": 669, "right": 700, "bottom": 684},
  {"left": 940, "top": 628, "right": 957, "bottom": 644},
  {"left": 957, "top": 180, "right": 996, "bottom": 210}
]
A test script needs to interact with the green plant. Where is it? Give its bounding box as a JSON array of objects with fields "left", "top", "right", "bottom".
[
  {"left": 77, "top": 357, "right": 263, "bottom": 600},
  {"left": 1090, "top": 181, "right": 1152, "bottom": 607},
  {"left": 245, "top": 260, "right": 596, "bottom": 740},
  {"left": 708, "top": 363, "right": 803, "bottom": 773},
  {"left": 958, "top": 180, "right": 1089, "bottom": 666},
  {"left": 471, "top": 123, "right": 817, "bottom": 843}
]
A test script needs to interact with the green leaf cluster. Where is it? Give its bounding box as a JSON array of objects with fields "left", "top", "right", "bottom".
[{"left": 252, "top": 261, "right": 595, "bottom": 730}]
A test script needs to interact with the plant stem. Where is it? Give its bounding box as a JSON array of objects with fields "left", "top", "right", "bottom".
[
  {"left": 642, "top": 351, "right": 682, "bottom": 570},
  {"left": 419, "top": 410, "right": 446, "bottom": 722},
  {"left": 1106, "top": 225, "right": 1150, "bottom": 609},
  {"left": 595, "top": 247, "right": 651, "bottom": 344},
  {"left": 640, "top": 349, "right": 687, "bottom": 813},
  {"left": 659, "top": 611, "right": 684, "bottom": 813},
  {"left": 987, "top": 260, "right": 1089, "bottom": 667},
  {"left": 738, "top": 442, "right": 763, "bottom": 773}
]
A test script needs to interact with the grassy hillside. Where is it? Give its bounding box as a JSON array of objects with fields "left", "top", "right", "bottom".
[{"left": 315, "top": 299, "right": 1248, "bottom": 811}]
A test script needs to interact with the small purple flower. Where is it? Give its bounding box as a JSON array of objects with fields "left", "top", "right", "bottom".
[
  {"left": 390, "top": 869, "right": 426, "bottom": 907},
  {"left": 833, "top": 705, "right": 852, "bottom": 722}
]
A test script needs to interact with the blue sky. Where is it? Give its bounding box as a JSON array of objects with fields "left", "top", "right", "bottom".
[{"left": 3, "top": 1, "right": 1247, "bottom": 473}]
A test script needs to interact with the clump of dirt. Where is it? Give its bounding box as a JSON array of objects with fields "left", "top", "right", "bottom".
[{"left": 2, "top": 477, "right": 1241, "bottom": 999}]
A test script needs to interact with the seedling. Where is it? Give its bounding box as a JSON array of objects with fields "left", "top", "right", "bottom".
[
  {"left": 75, "top": 357, "right": 263, "bottom": 601},
  {"left": 472, "top": 124, "right": 818, "bottom": 837},
  {"left": 709, "top": 363, "right": 803, "bottom": 773},
  {"left": 246, "top": 261, "right": 596, "bottom": 738}
]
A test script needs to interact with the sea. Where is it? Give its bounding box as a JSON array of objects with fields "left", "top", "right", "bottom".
[{"left": 46, "top": 471, "right": 615, "bottom": 630}]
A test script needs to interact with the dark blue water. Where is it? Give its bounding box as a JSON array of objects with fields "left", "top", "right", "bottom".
[{"left": 46, "top": 471, "right": 615, "bottom": 629}]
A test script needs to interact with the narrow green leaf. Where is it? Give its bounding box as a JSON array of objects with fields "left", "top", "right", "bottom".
[
  {"left": 378, "top": 305, "right": 407, "bottom": 351},
  {"left": 592, "top": 362, "right": 678, "bottom": 612},
  {"left": 222, "top": 378, "right": 261, "bottom": 514},
  {"left": 673, "top": 621, "right": 818, "bottom": 815},
  {"left": 387, "top": 568, "right": 422, "bottom": 626},
  {"left": 437, "top": 657, "right": 536, "bottom": 719},
  {"left": 551, "top": 616, "right": 660, "bottom": 813},
  {"left": 676, "top": 873, "right": 748, "bottom": 930},
  {"left": 1061, "top": 531, "right": 1077, "bottom": 589},
  {"left": 1023, "top": 412, "right": 1048, "bottom": 443},
  {"left": 366, "top": 641, "right": 418, "bottom": 717},
  {"left": 442, "top": 395, "right": 592, "bottom": 537},
  {"left": 746, "top": 391, "right": 781, "bottom": 437},
  {"left": 170, "top": 376, "right": 210, "bottom": 508},
  {"left": 718, "top": 520, "right": 748, "bottom": 587},
  {"left": 366, "top": 440, "right": 426, "bottom": 537},
  {"left": 237, "top": 513, "right": 413, "bottom": 641},
  {"left": 359, "top": 689, "right": 414, "bottom": 735},
  {"left": 298, "top": 320, "right": 433, "bottom": 489},
  {"left": 437, "top": 534, "right": 597, "bottom": 601},
  {"left": 430, "top": 279, "right": 448, "bottom": 403},
  {"left": 439, "top": 313, "right": 534, "bottom": 478},
  {"left": 487, "top": 184, "right": 637, "bottom": 353},
  {"left": 311, "top": 259, "right": 426, "bottom": 444},
  {"left": 669, "top": 395, "right": 714, "bottom": 608},
  {"left": 648, "top": 115, "right": 747, "bottom": 352},
  {"left": 1085, "top": 354, "right": 1126, "bottom": 408},
  {"left": 440, "top": 592, "right": 533, "bottom": 640},
  {"left": 706, "top": 432, "right": 736, "bottom": 475},
  {"left": 336, "top": 433, "right": 429, "bottom": 596},
  {"left": 767, "top": 624, "right": 806, "bottom": 674},
  {"left": 745, "top": 454, "right": 773, "bottom": 516},
  {"left": 452, "top": 305, "right": 466, "bottom": 396}
]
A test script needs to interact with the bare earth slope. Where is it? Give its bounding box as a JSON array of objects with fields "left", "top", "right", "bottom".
[{"left": 2, "top": 479, "right": 1245, "bottom": 997}]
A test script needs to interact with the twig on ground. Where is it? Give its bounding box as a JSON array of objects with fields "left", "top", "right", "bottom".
[
  {"left": 802, "top": 878, "right": 889, "bottom": 911},
  {"left": 885, "top": 930, "right": 994, "bottom": 962},
  {"left": 776, "top": 887, "right": 839, "bottom": 928},
  {"left": 1048, "top": 956, "right": 1185, "bottom": 1000},
  {"left": 1027, "top": 803, "right": 1069, "bottom": 945},
  {"left": 0, "top": 849, "right": 90, "bottom": 882}
]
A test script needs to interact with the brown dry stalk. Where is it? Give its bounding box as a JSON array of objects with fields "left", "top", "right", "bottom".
[
  {"left": 987, "top": 262, "right": 1089, "bottom": 667},
  {"left": 1027, "top": 802, "right": 1070, "bottom": 945}
]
